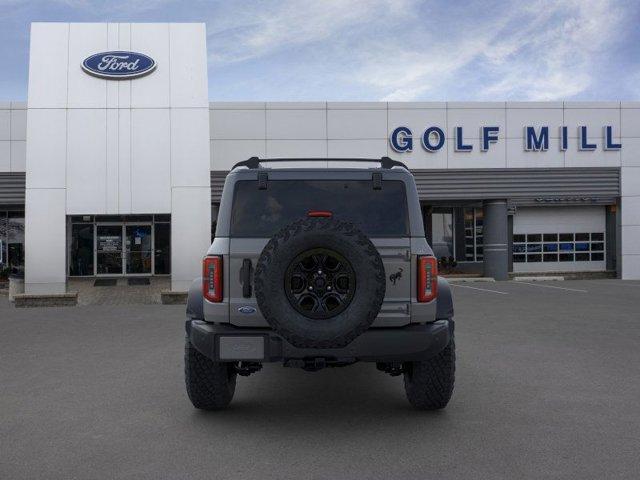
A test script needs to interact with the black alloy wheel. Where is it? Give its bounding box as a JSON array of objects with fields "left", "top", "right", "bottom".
[{"left": 284, "top": 248, "right": 356, "bottom": 320}]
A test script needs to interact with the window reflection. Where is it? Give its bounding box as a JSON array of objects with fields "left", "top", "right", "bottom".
[{"left": 431, "top": 209, "right": 454, "bottom": 259}]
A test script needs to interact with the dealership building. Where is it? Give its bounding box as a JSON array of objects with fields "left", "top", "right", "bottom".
[{"left": 1, "top": 22, "right": 639, "bottom": 295}]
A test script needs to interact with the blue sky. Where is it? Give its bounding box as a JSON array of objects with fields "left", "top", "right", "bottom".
[{"left": 1, "top": 0, "right": 639, "bottom": 101}]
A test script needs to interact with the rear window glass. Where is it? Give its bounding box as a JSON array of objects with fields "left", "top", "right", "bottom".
[{"left": 230, "top": 180, "right": 409, "bottom": 237}]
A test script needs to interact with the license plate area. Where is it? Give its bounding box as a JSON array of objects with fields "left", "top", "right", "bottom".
[{"left": 218, "top": 336, "right": 265, "bottom": 361}]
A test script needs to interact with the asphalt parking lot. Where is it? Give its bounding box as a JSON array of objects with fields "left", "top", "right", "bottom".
[{"left": 1, "top": 279, "right": 640, "bottom": 480}]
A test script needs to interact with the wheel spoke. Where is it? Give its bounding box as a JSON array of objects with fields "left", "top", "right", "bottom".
[
  {"left": 312, "top": 254, "right": 327, "bottom": 270},
  {"left": 314, "top": 298, "right": 327, "bottom": 313}
]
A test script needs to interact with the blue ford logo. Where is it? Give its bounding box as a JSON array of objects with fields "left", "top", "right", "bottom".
[
  {"left": 238, "top": 306, "right": 257, "bottom": 315},
  {"left": 82, "top": 51, "right": 156, "bottom": 80}
]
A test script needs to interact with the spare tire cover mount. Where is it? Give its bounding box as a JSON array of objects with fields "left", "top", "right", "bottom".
[{"left": 254, "top": 217, "right": 386, "bottom": 349}]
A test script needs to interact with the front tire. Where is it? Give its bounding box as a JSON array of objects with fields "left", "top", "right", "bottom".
[
  {"left": 403, "top": 335, "right": 455, "bottom": 410},
  {"left": 184, "top": 337, "right": 237, "bottom": 410}
]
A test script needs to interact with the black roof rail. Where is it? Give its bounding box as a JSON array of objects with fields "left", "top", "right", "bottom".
[{"left": 231, "top": 157, "right": 408, "bottom": 170}]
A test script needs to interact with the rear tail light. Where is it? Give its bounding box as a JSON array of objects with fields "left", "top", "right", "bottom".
[
  {"left": 203, "top": 256, "right": 223, "bottom": 302},
  {"left": 417, "top": 256, "right": 438, "bottom": 302}
]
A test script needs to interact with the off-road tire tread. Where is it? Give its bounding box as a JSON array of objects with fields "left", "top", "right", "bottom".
[
  {"left": 254, "top": 217, "right": 385, "bottom": 349},
  {"left": 403, "top": 335, "right": 455, "bottom": 410},
  {"left": 184, "top": 338, "right": 237, "bottom": 410}
]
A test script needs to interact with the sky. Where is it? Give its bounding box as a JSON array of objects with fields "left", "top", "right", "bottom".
[{"left": 0, "top": 0, "right": 639, "bottom": 102}]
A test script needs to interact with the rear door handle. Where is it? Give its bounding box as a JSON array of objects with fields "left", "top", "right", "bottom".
[
  {"left": 380, "top": 251, "right": 411, "bottom": 261},
  {"left": 240, "top": 259, "right": 252, "bottom": 298}
]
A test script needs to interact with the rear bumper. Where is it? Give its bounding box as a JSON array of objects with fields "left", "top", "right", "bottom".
[{"left": 186, "top": 319, "right": 453, "bottom": 363}]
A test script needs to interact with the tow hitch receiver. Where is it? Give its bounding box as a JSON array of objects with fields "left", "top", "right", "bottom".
[
  {"left": 234, "top": 362, "right": 262, "bottom": 377},
  {"left": 284, "top": 357, "right": 358, "bottom": 371},
  {"left": 376, "top": 362, "right": 404, "bottom": 376},
  {"left": 284, "top": 358, "right": 327, "bottom": 371}
]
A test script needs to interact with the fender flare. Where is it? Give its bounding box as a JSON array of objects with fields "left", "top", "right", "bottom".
[
  {"left": 186, "top": 277, "right": 204, "bottom": 320},
  {"left": 436, "top": 276, "right": 454, "bottom": 320}
]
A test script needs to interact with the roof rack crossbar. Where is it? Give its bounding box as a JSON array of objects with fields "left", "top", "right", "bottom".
[{"left": 231, "top": 157, "right": 407, "bottom": 170}]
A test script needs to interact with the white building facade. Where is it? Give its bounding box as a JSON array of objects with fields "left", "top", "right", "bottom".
[
  {"left": 23, "top": 22, "right": 210, "bottom": 293},
  {"left": 0, "top": 22, "right": 639, "bottom": 294}
]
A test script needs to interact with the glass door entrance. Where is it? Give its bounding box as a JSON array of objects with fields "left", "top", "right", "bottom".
[
  {"left": 69, "top": 215, "right": 171, "bottom": 278},
  {"left": 95, "top": 224, "right": 153, "bottom": 276},
  {"left": 96, "top": 225, "right": 123, "bottom": 275},
  {"left": 125, "top": 225, "right": 152, "bottom": 275}
]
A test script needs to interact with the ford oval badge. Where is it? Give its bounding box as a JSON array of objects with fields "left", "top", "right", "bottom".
[
  {"left": 82, "top": 51, "right": 156, "bottom": 80},
  {"left": 238, "top": 306, "right": 257, "bottom": 315}
]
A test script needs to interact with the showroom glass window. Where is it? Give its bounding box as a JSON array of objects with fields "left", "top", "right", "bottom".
[
  {"left": 463, "top": 208, "right": 484, "bottom": 262},
  {"left": 70, "top": 218, "right": 95, "bottom": 276},
  {"left": 431, "top": 207, "right": 454, "bottom": 259},
  {"left": 512, "top": 232, "right": 605, "bottom": 263},
  {"left": 154, "top": 215, "right": 171, "bottom": 275},
  {"left": 68, "top": 215, "right": 172, "bottom": 276},
  {"left": 0, "top": 211, "right": 25, "bottom": 274},
  {"left": 0, "top": 211, "right": 6, "bottom": 272}
]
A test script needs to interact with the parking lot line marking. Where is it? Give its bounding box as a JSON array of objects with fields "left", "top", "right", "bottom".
[
  {"left": 588, "top": 281, "right": 640, "bottom": 288},
  {"left": 513, "top": 281, "right": 588, "bottom": 293},
  {"left": 450, "top": 284, "right": 509, "bottom": 295}
]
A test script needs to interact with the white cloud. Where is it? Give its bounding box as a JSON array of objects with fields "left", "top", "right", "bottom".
[
  {"left": 367, "top": 0, "right": 625, "bottom": 101},
  {"left": 206, "top": 0, "right": 629, "bottom": 101},
  {"left": 207, "top": 0, "right": 412, "bottom": 64},
  {"left": 475, "top": 0, "right": 624, "bottom": 100}
]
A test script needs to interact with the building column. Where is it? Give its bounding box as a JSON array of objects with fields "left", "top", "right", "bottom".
[
  {"left": 621, "top": 167, "right": 640, "bottom": 279},
  {"left": 507, "top": 213, "right": 514, "bottom": 273},
  {"left": 454, "top": 207, "right": 467, "bottom": 261},
  {"left": 605, "top": 204, "right": 617, "bottom": 274},
  {"left": 24, "top": 188, "right": 67, "bottom": 294},
  {"left": 171, "top": 186, "right": 212, "bottom": 292},
  {"left": 483, "top": 200, "right": 509, "bottom": 280}
]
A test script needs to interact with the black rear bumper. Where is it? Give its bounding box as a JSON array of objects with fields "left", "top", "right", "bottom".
[{"left": 186, "top": 319, "right": 453, "bottom": 364}]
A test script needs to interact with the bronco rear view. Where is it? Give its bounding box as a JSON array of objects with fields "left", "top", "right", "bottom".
[{"left": 184, "top": 157, "right": 455, "bottom": 410}]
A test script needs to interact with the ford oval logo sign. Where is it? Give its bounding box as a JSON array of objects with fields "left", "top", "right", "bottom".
[
  {"left": 82, "top": 51, "right": 156, "bottom": 80},
  {"left": 238, "top": 306, "right": 257, "bottom": 315}
]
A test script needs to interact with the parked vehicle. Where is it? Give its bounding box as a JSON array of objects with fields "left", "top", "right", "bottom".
[{"left": 184, "top": 157, "right": 455, "bottom": 410}]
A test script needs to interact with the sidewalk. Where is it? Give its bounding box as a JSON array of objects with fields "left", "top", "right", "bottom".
[{"left": 68, "top": 277, "right": 170, "bottom": 306}]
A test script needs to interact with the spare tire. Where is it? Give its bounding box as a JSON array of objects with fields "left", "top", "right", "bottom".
[{"left": 254, "top": 217, "right": 385, "bottom": 349}]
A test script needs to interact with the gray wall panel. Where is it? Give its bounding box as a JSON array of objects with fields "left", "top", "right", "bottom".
[
  {"left": 211, "top": 168, "right": 620, "bottom": 205},
  {"left": 411, "top": 168, "right": 620, "bottom": 202},
  {"left": 211, "top": 171, "right": 226, "bottom": 202},
  {"left": 0, "top": 172, "right": 26, "bottom": 206}
]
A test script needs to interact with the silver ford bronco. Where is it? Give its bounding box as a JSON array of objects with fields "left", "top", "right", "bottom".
[{"left": 184, "top": 157, "right": 455, "bottom": 410}]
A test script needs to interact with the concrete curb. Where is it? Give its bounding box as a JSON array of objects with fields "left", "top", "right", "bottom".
[
  {"left": 444, "top": 277, "right": 496, "bottom": 283},
  {"left": 514, "top": 276, "right": 565, "bottom": 282},
  {"left": 14, "top": 292, "right": 78, "bottom": 308},
  {"left": 161, "top": 291, "right": 188, "bottom": 305},
  {"left": 508, "top": 271, "right": 613, "bottom": 280}
]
